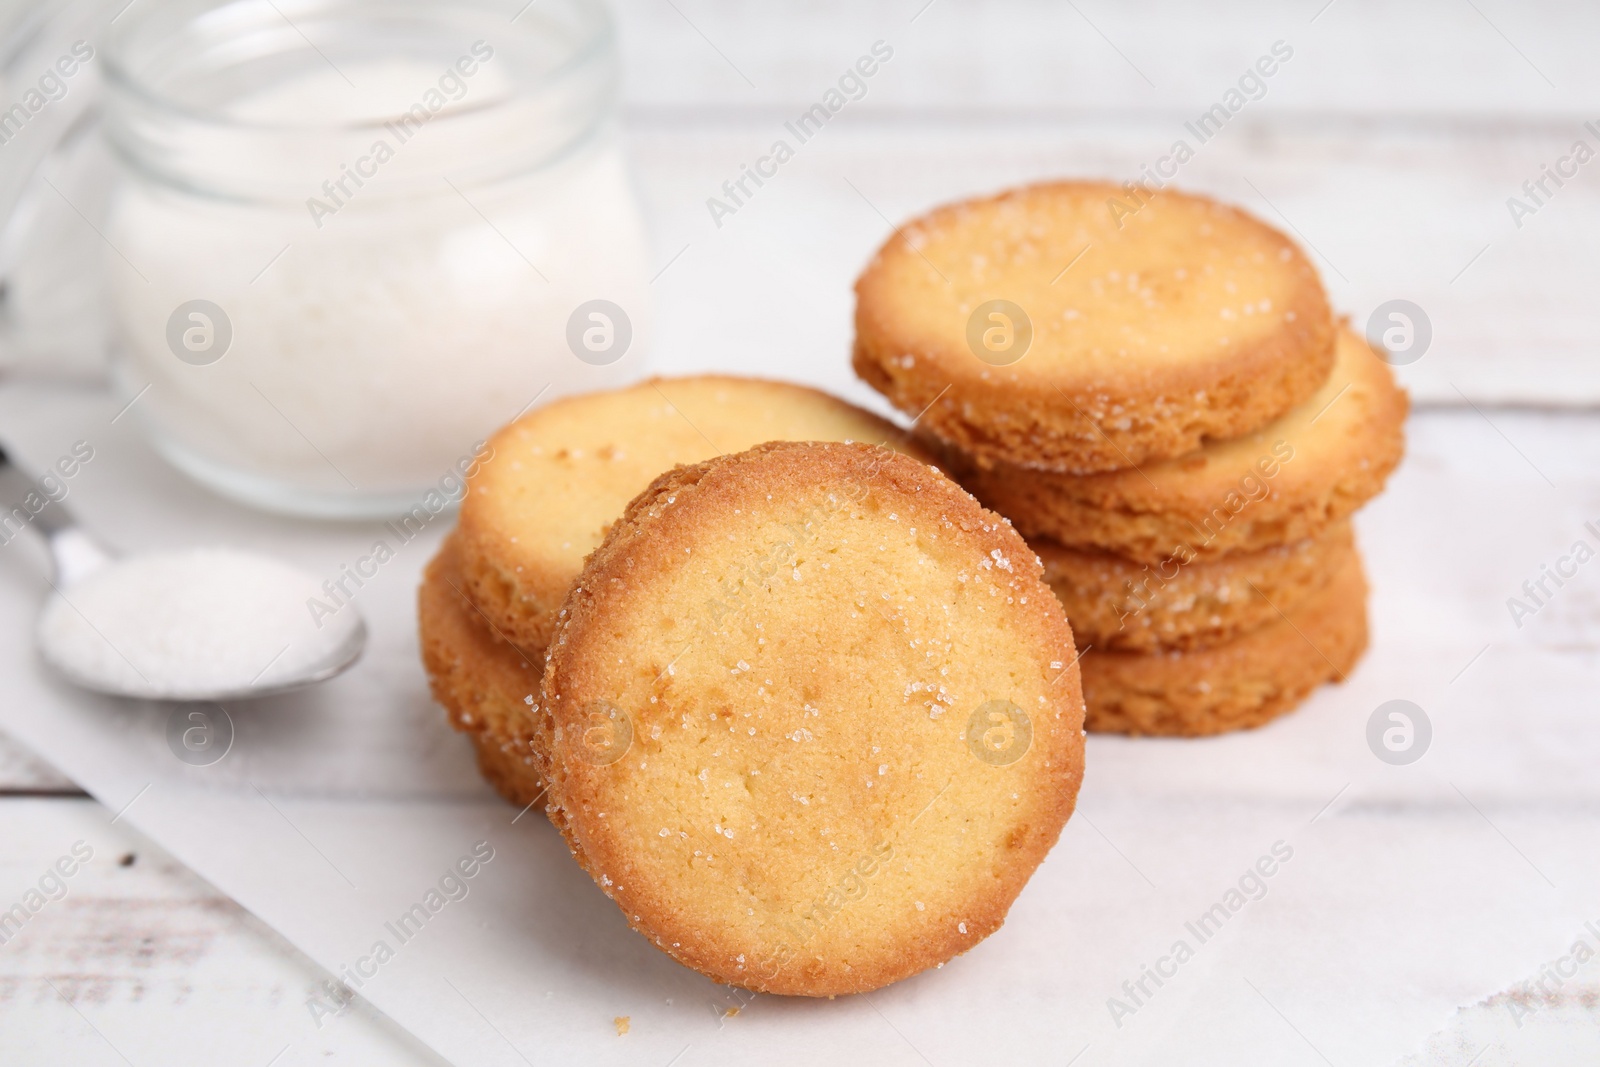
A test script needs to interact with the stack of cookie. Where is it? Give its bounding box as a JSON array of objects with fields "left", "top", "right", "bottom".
[
  {"left": 419, "top": 375, "right": 929, "bottom": 805},
  {"left": 853, "top": 180, "right": 1407, "bottom": 736},
  {"left": 419, "top": 379, "right": 1088, "bottom": 996}
]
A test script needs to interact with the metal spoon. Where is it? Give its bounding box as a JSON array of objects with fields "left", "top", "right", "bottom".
[{"left": 2, "top": 443, "right": 366, "bottom": 701}]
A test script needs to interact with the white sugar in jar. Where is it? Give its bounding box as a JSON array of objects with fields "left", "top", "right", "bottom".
[{"left": 100, "top": 0, "right": 651, "bottom": 517}]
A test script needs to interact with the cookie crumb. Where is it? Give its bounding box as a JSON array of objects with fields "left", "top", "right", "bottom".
[{"left": 613, "top": 1016, "right": 630, "bottom": 1036}]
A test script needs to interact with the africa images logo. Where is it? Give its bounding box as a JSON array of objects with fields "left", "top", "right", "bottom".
[{"left": 966, "top": 700, "right": 1032, "bottom": 766}]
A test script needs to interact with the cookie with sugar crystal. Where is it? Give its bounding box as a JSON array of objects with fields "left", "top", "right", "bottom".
[
  {"left": 853, "top": 180, "right": 1336, "bottom": 473},
  {"left": 418, "top": 535, "right": 550, "bottom": 809},
  {"left": 541, "top": 441, "right": 1085, "bottom": 996},
  {"left": 457, "top": 376, "right": 928, "bottom": 654},
  {"left": 1079, "top": 549, "right": 1368, "bottom": 736},
  {"left": 940, "top": 327, "right": 1406, "bottom": 565},
  {"left": 1037, "top": 520, "right": 1354, "bottom": 653}
]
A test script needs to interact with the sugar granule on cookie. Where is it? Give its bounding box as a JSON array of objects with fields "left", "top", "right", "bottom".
[{"left": 541, "top": 441, "right": 1085, "bottom": 996}]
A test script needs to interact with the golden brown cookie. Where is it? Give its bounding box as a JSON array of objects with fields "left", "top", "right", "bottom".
[
  {"left": 541, "top": 441, "right": 1085, "bottom": 997},
  {"left": 418, "top": 535, "right": 550, "bottom": 808},
  {"left": 1036, "top": 520, "right": 1354, "bottom": 653},
  {"left": 853, "top": 180, "right": 1335, "bottom": 473},
  {"left": 1079, "top": 548, "right": 1368, "bottom": 736},
  {"left": 939, "top": 326, "right": 1406, "bottom": 564},
  {"left": 458, "top": 376, "right": 927, "bottom": 654}
]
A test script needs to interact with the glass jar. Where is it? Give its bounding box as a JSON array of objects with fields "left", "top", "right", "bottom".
[{"left": 99, "top": 0, "right": 652, "bottom": 517}]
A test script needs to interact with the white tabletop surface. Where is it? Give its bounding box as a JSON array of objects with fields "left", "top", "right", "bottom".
[{"left": 7, "top": 402, "right": 1600, "bottom": 1066}]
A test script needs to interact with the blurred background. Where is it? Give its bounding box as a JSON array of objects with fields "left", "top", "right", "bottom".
[{"left": 0, "top": 0, "right": 1595, "bottom": 404}]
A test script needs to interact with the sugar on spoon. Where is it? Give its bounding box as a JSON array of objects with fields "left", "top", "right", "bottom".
[{"left": 1, "top": 443, "right": 366, "bottom": 701}]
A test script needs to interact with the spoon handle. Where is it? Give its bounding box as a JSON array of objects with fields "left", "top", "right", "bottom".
[{"left": 0, "top": 443, "right": 111, "bottom": 585}]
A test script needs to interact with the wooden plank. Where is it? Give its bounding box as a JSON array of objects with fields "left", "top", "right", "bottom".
[
  {"left": 0, "top": 733, "right": 77, "bottom": 794},
  {"left": 1402, "top": 992, "right": 1600, "bottom": 1066},
  {"left": 0, "top": 798, "right": 436, "bottom": 1066},
  {"left": 3, "top": 793, "right": 1596, "bottom": 1064},
  {"left": 613, "top": 0, "right": 1600, "bottom": 116}
]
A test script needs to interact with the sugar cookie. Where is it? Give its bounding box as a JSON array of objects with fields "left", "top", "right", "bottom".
[
  {"left": 1037, "top": 521, "right": 1353, "bottom": 653},
  {"left": 853, "top": 180, "right": 1335, "bottom": 473},
  {"left": 1079, "top": 550, "right": 1368, "bottom": 736},
  {"left": 542, "top": 441, "right": 1084, "bottom": 996},
  {"left": 940, "top": 327, "right": 1405, "bottom": 564},
  {"left": 419, "top": 535, "right": 549, "bottom": 808},
  {"left": 458, "top": 376, "right": 926, "bottom": 653}
]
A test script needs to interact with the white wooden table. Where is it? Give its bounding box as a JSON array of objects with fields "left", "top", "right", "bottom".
[
  {"left": 4, "top": 2, "right": 1600, "bottom": 1064},
  {"left": 5, "top": 414, "right": 1600, "bottom": 1067}
]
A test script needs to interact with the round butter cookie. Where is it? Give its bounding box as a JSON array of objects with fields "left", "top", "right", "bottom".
[
  {"left": 541, "top": 441, "right": 1084, "bottom": 996},
  {"left": 942, "top": 327, "right": 1406, "bottom": 564},
  {"left": 1080, "top": 549, "right": 1368, "bottom": 736},
  {"left": 419, "top": 535, "right": 549, "bottom": 808},
  {"left": 853, "top": 180, "right": 1335, "bottom": 473},
  {"left": 1037, "top": 520, "right": 1354, "bottom": 653},
  {"left": 458, "top": 376, "right": 926, "bottom": 653}
]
